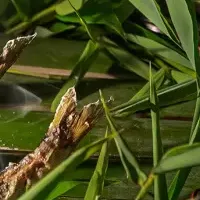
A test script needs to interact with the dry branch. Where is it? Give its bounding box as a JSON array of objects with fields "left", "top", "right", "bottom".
[
  {"left": 0, "top": 34, "right": 36, "bottom": 79},
  {"left": 0, "top": 87, "right": 103, "bottom": 200}
]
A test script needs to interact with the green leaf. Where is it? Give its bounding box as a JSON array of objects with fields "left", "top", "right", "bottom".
[
  {"left": 45, "top": 181, "right": 84, "bottom": 200},
  {"left": 49, "top": 22, "right": 75, "bottom": 33},
  {"left": 56, "top": 0, "right": 124, "bottom": 37},
  {"left": 11, "top": 0, "right": 30, "bottom": 20},
  {"left": 128, "top": 0, "right": 172, "bottom": 39},
  {"left": 55, "top": 0, "right": 83, "bottom": 16},
  {"left": 166, "top": 2, "right": 200, "bottom": 198},
  {"left": 112, "top": 79, "right": 197, "bottom": 117},
  {"left": 149, "top": 66, "right": 168, "bottom": 200},
  {"left": 104, "top": 38, "right": 153, "bottom": 80},
  {"left": 129, "top": 68, "right": 165, "bottom": 102},
  {"left": 127, "top": 34, "right": 193, "bottom": 71},
  {"left": 114, "top": 0, "right": 135, "bottom": 23},
  {"left": 154, "top": 143, "right": 200, "bottom": 174},
  {"left": 18, "top": 137, "right": 112, "bottom": 200},
  {"left": 35, "top": 23, "right": 76, "bottom": 38},
  {"left": 166, "top": 0, "right": 199, "bottom": 72},
  {"left": 99, "top": 90, "right": 147, "bottom": 186},
  {"left": 171, "top": 70, "right": 192, "bottom": 83},
  {"left": 84, "top": 129, "right": 109, "bottom": 200},
  {"left": 51, "top": 39, "right": 99, "bottom": 111},
  {"left": 135, "top": 174, "right": 155, "bottom": 200}
]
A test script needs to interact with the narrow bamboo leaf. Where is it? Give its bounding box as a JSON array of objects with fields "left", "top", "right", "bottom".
[
  {"left": 104, "top": 38, "right": 153, "bottom": 80},
  {"left": 154, "top": 143, "right": 200, "bottom": 174},
  {"left": 51, "top": 39, "right": 99, "bottom": 111},
  {"left": 127, "top": 34, "right": 193, "bottom": 71},
  {"left": 99, "top": 90, "right": 147, "bottom": 186},
  {"left": 166, "top": 0, "right": 199, "bottom": 72},
  {"left": 168, "top": 111, "right": 200, "bottom": 200},
  {"left": 114, "top": 0, "right": 134, "bottom": 23},
  {"left": 18, "top": 137, "right": 113, "bottom": 200},
  {"left": 135, "top": 174, "right": 155, "bottom": 200},
  {"left": 128, "top": 0, "right": 173, "bottom": 40},
  {"left": 36, "top": 23, "right": 75, "bottom": 38},
  {"left": 45, "top": 181, "right": 84, "bottom": 200},
  {"left": 125, "top": 23, "right": 181, "bottom": 54},
  {"left": 84, "top": 129, "right": 109, "bottom": 200},
  {"left": 166, "top": 2, "right": 200, "bottom": 197},
  {"left": 56, "top": 0, "right": 125, "bottom": 38},
  {"left": 150, "top": 66, "right": 168, "bottom": 200},
  {"left": 171, "top": 70, "right": 192, "bottom": 83},
  {"left": 129, "top": 68, "right": 165, "bottom": 102},
  {"left": 112, "top": 79, "right": 197, "bottom": 117},
  {"left": 67, "top": 0, "right": 96, "bottom": 41},
  {"left": 49, "top": 22, "right": 75, "bottom": 33}
]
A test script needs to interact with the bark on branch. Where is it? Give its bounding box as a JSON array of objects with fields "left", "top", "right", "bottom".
[
  {"left": 0, "top": 33, "right": 36, "bottom": 79},
  {"left": 0, "top": 87, "right": 103, "bottom": 200}
]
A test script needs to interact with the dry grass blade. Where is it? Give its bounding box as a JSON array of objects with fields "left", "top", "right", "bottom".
[
  {"left": 0, "top": 33, "right": 36, "bottom": 79},
  {"left": 0, "top": 87, "right": 103, "bottom": 200}
]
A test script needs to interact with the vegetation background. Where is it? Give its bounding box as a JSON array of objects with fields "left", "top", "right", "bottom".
[{"left": 0, "top": 0, "right": 200, "bottom": 199}]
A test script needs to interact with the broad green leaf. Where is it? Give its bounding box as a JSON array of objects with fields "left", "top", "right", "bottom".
[
  {"left": 45, "top": 181, "right": 84, "bottom": 200},
  {"left": 150, "top": 67, "right": 168, "bottom": 200},
  {"left": 18, "top": 137, "right": 112, "bottom": 200},
  {"left": 112, "top": 79, "right": 197, "bottom": 117},
  {"left": 51, "top": 39, "right": 99, "bottom": 111},
  {"left": 166, "top": 0, "right": 199, "bottom": 72},
  {"left": 154, "top": 143, "right": 200, "bottom": 174},
  {"left": 128, "top": 0, "right": 172, "bottom": 39},
  {"left": 84, "top": 129, "right": 109, "bottom": 200},
  {"left": 56, "top": 0, "right": 124, "bottom": 37},
  {"left": 100, "top": 90, "right": 147, "bottom": 186}
]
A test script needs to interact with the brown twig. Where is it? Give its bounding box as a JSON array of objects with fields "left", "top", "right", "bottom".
[
  {"left": 0, "top": 87, "right": 103, "bottom": 200},
  {"left": 0, "top": 34, "right": 36, "bottom": 79}
]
